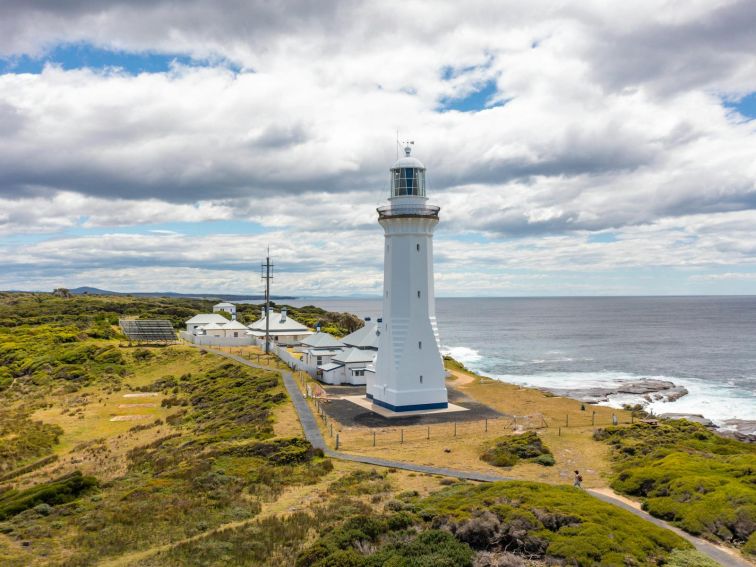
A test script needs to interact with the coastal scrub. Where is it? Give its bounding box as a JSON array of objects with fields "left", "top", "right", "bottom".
[{"left": 596, "top": 420, "right": 756, "bottom": 555}]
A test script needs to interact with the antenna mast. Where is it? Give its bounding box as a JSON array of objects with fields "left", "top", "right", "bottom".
[{"left": 261, "top": 247, "right": 274, "bottom": 354}]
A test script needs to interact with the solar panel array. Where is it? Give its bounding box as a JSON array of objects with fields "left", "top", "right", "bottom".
[{"left": 119, "top": 319, "right": 177, "bottom": 342}]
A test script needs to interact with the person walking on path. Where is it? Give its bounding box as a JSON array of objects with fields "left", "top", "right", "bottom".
[{"left": 574, "top": 470, "right": 583, "bottom": 488}]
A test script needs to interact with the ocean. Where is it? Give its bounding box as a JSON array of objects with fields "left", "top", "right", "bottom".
[{"left": 284, "top": 296, "right": 756, "bottom": 429}]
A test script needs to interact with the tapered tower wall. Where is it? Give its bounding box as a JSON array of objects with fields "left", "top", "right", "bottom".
[{"left": 367, "top": 148, "right": 448, "bottom": 412}]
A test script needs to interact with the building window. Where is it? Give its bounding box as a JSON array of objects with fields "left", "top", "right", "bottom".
[
  {"left": 317, "top": 356, "right": 322, "bottom": 365},
  {"left": 234, "top": 332, "right": 238, "bottom": 337}
]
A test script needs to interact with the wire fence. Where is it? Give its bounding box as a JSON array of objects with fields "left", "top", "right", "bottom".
[
  {"left": 308, "top": 392, "right": 634, "bottom": 451},
  {"left": 212, "top": 345, "right": 636, "bottom": 452}
]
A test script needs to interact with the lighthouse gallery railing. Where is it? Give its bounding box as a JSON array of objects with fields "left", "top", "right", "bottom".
[{"left": 377, "top": 204, "right": 440, "bottom": 220}]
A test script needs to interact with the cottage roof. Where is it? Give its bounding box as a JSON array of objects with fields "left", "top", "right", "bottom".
[
  {"left": 214, "top": 320, "right": 248, "bottom": 330},
  {"left": 213, "top": 302, "right": 235, "bottom": 308},
  {"left": 332, "top": 347, "right": 376, "bottom": 364},
  {"left": 248, "top": 310, "right": 310, "bottom": 333},
  {"left": 318, "top": 362, "right": 343, "bottom": 372},
  {"left": 341, "top": 322, "right": 379, "bottom": 349},
  {"left": 301, "top": 332, "right": 344, "bottom": 348},
  {"left": 186, "top": 313, "right": 229, "bottom": 325},
  {"left": 307, "top": 349, "right": 342, "bottom": 357}
]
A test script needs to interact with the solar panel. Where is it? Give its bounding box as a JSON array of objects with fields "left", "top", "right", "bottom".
[{"left": 119, "top": 319, "right": 177, "bottom": 342}]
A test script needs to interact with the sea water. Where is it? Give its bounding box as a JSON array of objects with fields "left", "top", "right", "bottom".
[{"left": 285, "top": 296, "right": 756, "bottom": 428}]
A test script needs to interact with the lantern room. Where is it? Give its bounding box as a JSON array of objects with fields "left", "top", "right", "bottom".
[{"left": 390, "top": 145, "right": 426, "bottom": 197}]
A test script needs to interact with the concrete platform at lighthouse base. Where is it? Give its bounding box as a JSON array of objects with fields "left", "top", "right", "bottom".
[
  {"left": 315, "top": 386, "right": 503, "bottom": 428},
  {"left": 344, "top": 395, "right": 468, "bottom": 418}
]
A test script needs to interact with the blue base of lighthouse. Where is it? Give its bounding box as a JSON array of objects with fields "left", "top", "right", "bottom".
[{"left": 366, "top": 393, "right": 448, "bottom": 412}]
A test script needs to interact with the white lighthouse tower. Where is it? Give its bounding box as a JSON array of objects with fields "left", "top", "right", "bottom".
[{"left": 367, "top": 144, "right": 448, "bottom": 412}]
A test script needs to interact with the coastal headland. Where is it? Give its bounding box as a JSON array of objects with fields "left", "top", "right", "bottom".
[{"left": 0, "top": 292, "right": 753, "bottom": 566}]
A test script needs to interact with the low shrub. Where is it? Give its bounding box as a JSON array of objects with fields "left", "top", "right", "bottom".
[
  {"left": 480, "top": 432, "right": 554, "bottom": 468},
  {"left": 597, "top": 420, "right": 756, "bottom": 549},
  {"left": 0, "top": 471, "right": 97, "bottom": 520}
]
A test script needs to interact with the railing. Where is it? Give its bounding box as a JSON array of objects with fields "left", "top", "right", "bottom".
[{"left": 377, "top": 204, "right": 440, "bottom": 219}]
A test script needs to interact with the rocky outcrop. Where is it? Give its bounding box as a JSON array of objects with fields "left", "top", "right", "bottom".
[{"left": 542, "top": 379, "right": 688, "bottom": 405}]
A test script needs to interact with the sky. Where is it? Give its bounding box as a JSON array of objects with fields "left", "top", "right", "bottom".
[{"left": 0, "top": 1, "right": 755, "bottom": 297}]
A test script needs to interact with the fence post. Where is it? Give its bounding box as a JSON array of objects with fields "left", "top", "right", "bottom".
[
  {"left": 558, "top": 427, "right": 561, "bottom": 436},
  {"left": 592, "top": 411, "right": 596, "bottom": 426},
  {"left": 335, "top": 433, "right": 339, "bottom": 450},
  {"left": 427, "top": 426, "right": 430, "bottom": 440},
  {"left": 485, "top": 418, "right": 488, "bottom": 432},
  {"left": 566, "top": 414, "right": 569, "bottom": 427},
  {"left": 454, "top": 422, "right": 457, "bottom": 437},
  {"left": 513, "top": 417, "right": 517, "bottom": 429},
  {"left": 330, "top": 423, "right": 333, "bottom": 437},
  {"left": 373, "top": 431, "right": 376, "bottom": 447},
  {"left": 400, "top": 429, "right": 403, "bottom": 444},
  {"left": 631, "top": 414, "right": 634, "bottom": 424}
]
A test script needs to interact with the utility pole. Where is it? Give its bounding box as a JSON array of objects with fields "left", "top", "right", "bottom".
[{"left": 261, "top": 247, "right": 273, "bottom": 354}]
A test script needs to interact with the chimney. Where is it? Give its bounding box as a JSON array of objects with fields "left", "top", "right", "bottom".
[
  {"left": 364, "top": 317, "right": 371, "bottom": 321},
  {"left": 281, "top": 308, "right": 287, "bottom": 322}
]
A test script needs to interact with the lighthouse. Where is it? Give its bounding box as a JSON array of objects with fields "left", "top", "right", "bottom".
[{"left": 367, "top": 144, "right": 448, "bottom": 412}]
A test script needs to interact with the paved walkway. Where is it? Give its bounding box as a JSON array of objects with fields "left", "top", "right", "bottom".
[{"left": 206, "top": 347, "right": 751, "bottom": 567}]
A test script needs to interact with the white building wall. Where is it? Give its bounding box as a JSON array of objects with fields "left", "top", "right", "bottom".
[{"left": 369, "top": 202, "right": 447, "bottom": 411}]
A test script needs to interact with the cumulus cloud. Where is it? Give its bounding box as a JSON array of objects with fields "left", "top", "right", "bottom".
[{"left": 0, "top": 1, "right": 755, "bottom": 293}]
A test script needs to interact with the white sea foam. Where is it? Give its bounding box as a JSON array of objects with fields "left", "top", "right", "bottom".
[
  {"left": 440, "top": 345, "right": 483, "bottom": 366},
  {"left": 468, "top": 366, "right": 755, "bottom": 427}
]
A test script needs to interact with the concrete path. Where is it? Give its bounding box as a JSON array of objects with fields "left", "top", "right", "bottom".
[{"left": 206, "top": 347, "right": 751, "bottom": 567}]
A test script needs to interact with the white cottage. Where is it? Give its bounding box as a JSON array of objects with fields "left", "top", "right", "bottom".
[
  {"left": 185, "top": 313, "right": 230, "bottom": 335},
  {"left": 248, "top": 309, "right": 313, "bottom": 345},
  {"left": 314, "top": 322, "right": 379, "bottom": 385},
  {"left": 213, "top": 302, "right": 237, "bottom": 320},
  {"left": 300, "top": 332, "right": 344, "bottom": 367},
  {"left": 199, "top": 319, "right": 250, "bottom": 338}
]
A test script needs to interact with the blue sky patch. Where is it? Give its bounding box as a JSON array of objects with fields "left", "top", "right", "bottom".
[
  {"left": 724, "top": 92, "right": 756, "bottom": 120},
  {"left": 439, "top": 79, "right": 503, "bottom": 112},
  {"left": 587, "top": 232, "right": 617, "bottom": 244},
  {"left": 0, "top": 42, "right": 241, "bottom": 75}
]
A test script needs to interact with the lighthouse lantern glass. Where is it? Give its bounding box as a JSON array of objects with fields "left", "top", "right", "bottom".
[{"left": 391, "top": 167, "right": 426, "bottom": 197}]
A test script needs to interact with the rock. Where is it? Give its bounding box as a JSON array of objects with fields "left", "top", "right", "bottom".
[
  {"left": 658, "top": 413, "right": 715, "bottom": 427},
  {"left": 538, "top": 379, "right": 688, "bottom": 405},
  {"left": 719, "top": 419, "right": 756, "bottom": 443}
]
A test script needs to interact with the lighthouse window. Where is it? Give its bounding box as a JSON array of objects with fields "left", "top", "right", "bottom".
[
  {"left": 417, "top": 290, "right": 421, "bottom": 298},
  {"left": 392, "top": 167, "right": 426, "bottom": 196},
  {"left": 418, "top": 341, "right": 422, "bottom": 349},
  {"left": 416, "top": 243, "right": 420, "bottom": 252},
  {"left": 420, "top": 375, "right": 423, "bottom": 383}
]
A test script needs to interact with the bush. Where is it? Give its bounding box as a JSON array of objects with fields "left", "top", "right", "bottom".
[
  {"left": 598, "top": 421, "right": 756, "bottom": 548},
  {"left": 666, "top": 548, "right": 722, "bottom": 567},
  {"left": 0, "top": 471, "right": 97, "bottom": 520},
  {"left": 481, "top": 432, "right": 553, "bottom": 468},
  {"left": 533, "top": 453, "right": 555, "bottom": 466}
]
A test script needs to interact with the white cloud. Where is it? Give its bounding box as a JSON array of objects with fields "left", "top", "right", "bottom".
[{"left": 0, "top": 1, "right": 755, "bottom": 294}]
